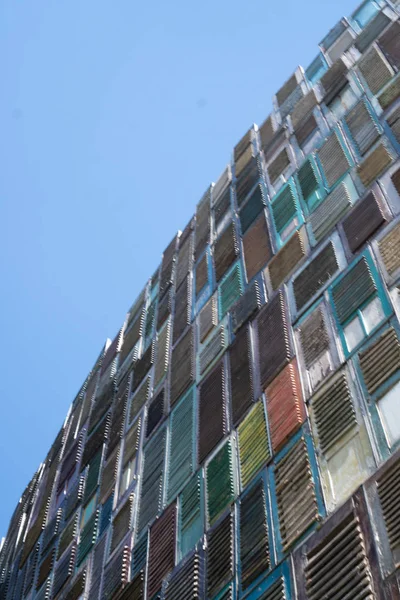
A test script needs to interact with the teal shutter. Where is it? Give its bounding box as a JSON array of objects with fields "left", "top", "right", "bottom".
[
  {"left": 167, "top": 387, "right": 195, "bottom": 502},
  {"left": 206, "top": 439, "right": 235, "bottom": 526},
  {"left": 218, "top": 262, "right": 244, "bottom": 319},
  {"left": 180, "top": 472, "right": 203, "bottom": 557}
]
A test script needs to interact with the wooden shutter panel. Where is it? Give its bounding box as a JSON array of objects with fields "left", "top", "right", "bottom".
[
  {"left": 257, "top": 291, "right": 292, "bottom": 388},
  {"left": 239, "top": 480, "right": 270, "bottom": 591},
  {"left": 129, "top": 376, "right": 150, "bottom": 424},
  {"left": 53, "top": 545, "right": 76, "bottom": 597},
  {"left": 276, "top": 73, "right": 298, "bottom": 106},
  {"left": 219, "top": 262, "right": 244, "bottom": 318},
  {"left": 102, "top": 545, "right": 130, "bottom": 600},
  {"left": 164, "top": 551, "right": 203, "bottom": 600},
  {"left": 378, "top": 20, "right": 400, "bottom": 69},
  {"left": 312, "top": 371, "right": 357, "bottom": 454},
  {"left": 309, "top": 179, "right": 352, "bottom": 243},
  {"left": 119, "top": 312, "right": 143, "bottom": 368},
  {"left": 268, "top": 229, "right": 306, "bottom": 291},
  {"left": 377, "top": 457, "right": 400, "bottom": 560},
  {"left": 214, "top": 186, "right": 231, "bottom": 232},
  {"left": 320, "top": 59, "right": 348, "bottom": 104},
  {"left": 63, "top": 568, "right": 87, "bottom": 600},
  {"left": 291, "top": 90, "right": 318, "bottom": 128},
  {"left": 195, "top": 192, "right": 211, "bottom": 259},
  {"left": 147, "top": 504, "right": 176, "bottom": 599},
  {"left": 266, "top": 360, "right": 306, "bottom": 453},
  {"left": 170, "top": 327, "right": 194, "bottom": 406},
  {"left": 344, "top": 99, "right": 381, "bottom": 156},
  {"left": 88, "top": 535, "right": 107, "bottom": 600},
  {"left": 234, "top": 128, "right": 253, "bottom": 162},
  {"left": 236, "top": 158, "right": 260, "bottom": 207},
  {"left": 274, "top": 437, "right": 319, "bottom": 550},
  {"left": 83, "top": 449, "right": 102, "bottom": 503},
  {"left": 317, "top": 131, "right": 351, "bottom": 188},
  {"left": 175, "top": 231, "right": 193, "bottom": 290},
  {"left": 231, "top": 279, "right": 262, "bottom": 333},
  {"left": 331, "top": 257, "right": 377, "bottom": 324},
  {"left": 267, "top": 148, "right": 290, "bottom": 183},
  {"left": 293, "top": 241, "right": 339, "bottom": 312},
  {"left": 198, "top": 323, "right": 227, "bottom": 377},
  {"left": 298, "top": 507, "right": 376, "bottom": 600},
  {"left": 173, "top": 276, "right": 192, "bottom": 344},
  {"left": 77, "top": 510, "right": 99, "bottom": 565},
  {"left": 357, "top": 142, "right": 393, "bottom": 187},
  {"left": 198, "top": 361, "right": 227, "bottom": 465},
  {"left": 198, "top": 295, "right": 217, "bottom": 343},
  {"left": 358, "top": 327, "right": 400, "bottom": 395},
  {"left": 167, "top": 388, "right": 194, "bottom": 502},
  {"left": 259, "top": 116, "right": 275, "bottom": 153},
  {"left": 230, "top": 325, "right": 253, "bottom": 426},
  {"left": 297, "top": 305, "right": 333, "bottom": 394},
  {"left": 180, "top": 473, "right": 202, "bottom": 557},
  {"left": 239, "top": 184, "right": 265, "bottom": 234},
  {"left": 297, "top": 157, "right": 320, "bottom": 202},
  {"left": 387, "top": 105, "right": 400, "bottom": 144},
  {"left": 243, "top": 213, "right": 272, "bottom": 281},
  {"left": 146, "top": 388, "right": 164, "bottom": 438},
  {"left": 342, "top": 191, "right": 387, "bottom": 253},
  {"left": 206, "top": 440, "right": 235, "bottom": 525},
  {"left": 131, "top": 531, "right": 148, "bottom": 577},
  {"left": 235, "top": 144, "right": 254, "bottom": 177},
  {"left": 238, "top": 402, "right": 270, "bottom": 488},
  {"left": 156, "top": 287, "right": 172, "bottom": 329},
  {"left": 214, "top": 221, "right": 239, "bottom": 282},
  {"left": 358, "top": 46, "right": 393, "bottom": 94},
  {"left": 378, "top": 74, "right": 400, "bottom": 109},
  {"left": 154, "top": 319, "right": 171, "bottom": 388},
  {"left": 295, "top": 114, "right": 318, "bottom": 147},
  {"left": 355, "top": 11, "right": 391, "bottom": 53},
  {"left": 271, "top": 182, "right": 298, "bottom": 234},
  {"left": 36, "top": 546, "right": 56, "bottom": 590},
  {"left": 195, "top": 252, "right": 208, "bottom": 296},
  {"left": 137, "top": 425, "right": 166, "bottom": 533},
  {"left": 378, "top": 221, "right": 400, "bottom": 277},
  {"left": 207, "top": 512, "right": 234, "bottom": 598}
]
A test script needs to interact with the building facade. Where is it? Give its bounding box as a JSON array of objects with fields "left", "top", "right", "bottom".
[{"left": 2, "top": 0, "right": 400, "bottom": 598}]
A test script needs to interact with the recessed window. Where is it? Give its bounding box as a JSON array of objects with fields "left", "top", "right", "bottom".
[
  {"left": 361, "top": 296, "right": 385, "bottom": 334},
  {"left": 120, "top": 458, "right": 136, "bottom": 498},
  {"left": 377, "top": 381, "right": 400, "bottom": 446}
]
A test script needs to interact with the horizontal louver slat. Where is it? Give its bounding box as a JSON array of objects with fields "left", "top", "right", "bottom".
[
  {"left": 293, "top": 241, "right": 339, "bottom": 312},
  {"left": 310, "top": 180, "right": 352, "bottom": 243},
  {"left": 357, "top": 142, "right": 393, "bottom": 187},
  {"left": 230, "top": 326, "right": 254, "bottom": 426},
  {"left": 207, "top": 512, "right": 234, "bottom": 598},
  {"left": 198, "top": 362, "right": 227, "bottom": 465},
  {"left": 358, "top": 327, "right": 400, "bottom": 395},
  {"left": 331, "top": 257, "right": 376, "bottom": 324},
  {"left": 378, "top": 221, "right": 400, "bottom": 277},
  {"left": 167, "top": 388, "right": 194, "bottom": 502},
  {"left": 170, "top": 328, "right": 194, "bottom": 406},
  {"left": 147, "top": 504, "right": 176, "bottom": 599},
  {"left": 268, "top": 230, "right": 306, "bottom": 290},
  {"left": 317, "top": 131, "right": 351, "bottom": 188},
  {"left": 206, "top": 440, "right": 235, "bottom": 526},
  {"left": 238, "top": 402, "right": 270, "bottom": 488},
  {"left": 231, "top": 279, "right": 261, "bottom": 332},
  {"left": 377, "top": 458, "right": 400, "bottom": 557},
  {"left": 137, "top": 426, "right": 166, "bottom": 533},
  {"left": 243, "top": 213, "right": 272, "bottom": 281},
  {"left": 180, "top": 473, "right": 202, "bottom": 557},
  {"left": 342, "top": 191, "right": 387, "bottom": 253}
]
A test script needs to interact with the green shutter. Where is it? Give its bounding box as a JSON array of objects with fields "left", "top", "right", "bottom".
[
  {"left": 180, "top": 472, "right": 203, "bottom": 557},
  {"left": 271, "top": 182, "right": 298, "bottom": 233},
  {"left": 218, "top": 262, "right": 244, "bottom": 319},
  {"left": 167, "top": 388, "right": 195, "bottom": 502},
  {"left": 238, "top": 402, "right": 270, "bottom": 489},
  {"left": 206, "top": 439, "right": 235, "bottom": 526}
]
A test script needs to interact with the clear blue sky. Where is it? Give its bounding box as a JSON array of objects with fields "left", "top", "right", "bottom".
[{"left": 0, "top": 0, "right": 356, "bottom": 536}]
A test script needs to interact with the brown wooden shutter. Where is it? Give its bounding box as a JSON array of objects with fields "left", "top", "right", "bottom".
[
  {"left": 230, "top": 325, "right": 253, "bottom": 426},
  {"left": 195, "top": 252, "right": 208, "bottom": 296},
  {"left": 257, "top": 291, "right": 292, "bottom": 388},
  {"left": 320, "top": 59, "right": 348, "bottom": 104},
  {"left": 358, "top": 327, "right": 400, "bottom": 395},
  {"left": 198, "top": 295, "right": 218, "bottom": 343},
  {"left": 214, "top": 221, "right": 239, "bottom": 282},
  {"left": 317, "top": 131, "right": 351, "bottom": 188},
  {"left": 378, "top": 20, "right": 400, "bottom": 69},
  {"left": 344, "top": 99, "right": 381, "bottom": 156},
  {"left": 207, "top": 512, "right": 234, "bottom": 598},
  {"left": 358, "top": 46, "right": 393, "bottom": 94},
  {"left": 173, "top": 276, "right": 191, "bottom": 344},
  {"left": 342, "top": 191, "right": 387, "bottom": 253},
  {"left": 378, "top": 221, "right": 400, "bottom": 278},
  {"left": 267, "top": 148, "right": 290, "bottom": 183},
  {"left": 295, "top": 114, "right": 318, "bottom": 147},
  {"left": 242, "top": 212, "right": 272, "bottom": 281},
  {"left": 170, "top": 327, "right": 194, "bottom": 406},
  {"left": 268, "top": 229, "right": 306, "bottom": 291},
  {"left": 198, "top": 361, "right": 227, "bottom": 464},
  {"left": 266, "top": 359, "right": 306, "bottom": 453},
  {"left": 291, "top": 90, "right": 318, "bottom": 128},
  {"left": 357, "top": 142, "right": 393, "bottom": 187}
]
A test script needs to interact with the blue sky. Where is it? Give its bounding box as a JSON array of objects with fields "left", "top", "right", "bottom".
[{"left": 0, "top": 0, "right": 356, "bottom": 536}]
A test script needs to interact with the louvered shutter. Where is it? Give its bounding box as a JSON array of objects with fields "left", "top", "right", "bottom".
[
  {"left": 358, "top": 141, "right": 394, "bottom": 187},
  {"left": 378, "top": 221, "right": 400, "bottom": 279},
  {"left": 195, "top": 191, "right": 211, "bottom": 259},
  {"left": 175, "top": 231, "right": 193, "bottom": 290},
  {"left": 294, "top": 502, "right": 376, "bottom": 600},
  {"left": 83, "top": 448, "right": 102, "bottom": 503},
  {"left": 358, "top": 326, "right": 400, "bottom": 396},
  {"left": 110, "top": 495, "right": 133, "bottom": 554},
  {"left": 164, "top": 551, "right": 203, "bottom": 600},
  {"left": 297, "top": 157, "right": 323, "bottom": 208},
  {"left": 243, "top": 212, "right": 272, "bottom": 281},
  {"left": 131, "top": 531, "right": 148, "bottom": 577},
  {"left": 295, "top": 114, "right": 318, "bottom": 148},
  {"left": 214, "top": 221, "right": 239, "bottom": 283},
  {"left": 218, "top": 262, "right": 244, "bottom": 318},
  {"left": 259, "top": 116, "right": 276, "bottom": 154},
  {"left": 291, "top": 90, "right": 318, "bottom": 129},
  {"left": 344, "top": 99, "right": 381, "bottom": 156},
  {"left": 63, "top": 476, "right": 85, "bottom": 523},
  {"left": 268, "top": 229, "right": 306, "bottom": 291},
  {"left": 239, "top": 184, "right": 266, "bottom": 234},
  {"left": 239, "top": 480, "right": 270, "bottom": 591},
  {"left": 238, "top": 402, "right": 270, "bottom": 488},
  {"left": 167, "top": 387, "right": 194, "bottom": 502},
  {"left": 273, "top": 437, "right": 319, "bottom": 550},
  {"left": 309, "top": 179, "right": 353, "bottom": 243},
  {"left": 198, "top": 322, "right": 227, "bottom": 377},
  {"left": 235, "top": 144, "right": 254, "bottom": 177},
  {"left": 99, "top": 493, "right": 113, "bottom": 535},
  {"left": 292, "top": 240, "right": 340, "bottom": 312},
  {"left": 231, "top": 279, "right": 262, "bottom": 333},
  {"left": 213, "top": 186, "right": 231, "bottom": 234},
  {"left": 36, "top": 546, "right": 56, "bottom": 590},
  {"left": 180, "top": 473, "right": 203, "bottom": 557},
  {"left": 102, "top": 545, "right": 130, "bottom": 600},
  {"left": 276, "top": 74, "right": 298, "bottom": 107},
  {"left": 206, "top": 440, "right": 235, "bottom": 525},
  {"left": 266, "top": 360, "right": 306, "bottom": 453},
  {"left": 198, "top": 295, "right": 218, "bottom": 343},
  {"left": 257, "top": 291, "right": 292, "bottom": 388},
  {"left": 82, "top": 412, "right": 110, "bottom": 468},
  {"left": 342, "top": 190, "right": 387, "bottom": 253},
  {"left": 230, "top": 325, "right": 254, "bottom": 426},
  {"left": 173, "top": 276, "right": 192, "bottom": 343},
  {"left": 156, "top": 287, "right": 172, "bottom": 329},
  {"left": 387, "top": 105, "right": 400, "bottom": 144},
  {"left": 170, "top": 327, "right": 194, "bottom": 406},
  {"left": 212, "top": 166, "right": 231, "bottom": 206},
  {"left": 358, "top": 46, "right": 393, "bottom": 94},
  {"left": 53, "top": 545, "right": 76, "bottom": 597},
  {"left": 236, "top": 158, "right": 261, "bottom": 206},
  {"left": 88, "top": 535, "right": 107, "bottom": 600},
  {"left": 63, "top": 567, "right": 87, "bottom": 600},
  {"left": 154, "top": 319, "right": 171, "bottom": 388},
  {"left": 234, "top": 128, "right": 253, "bottom": 162},
  {"left": 77, "top": 510, "right": 99, "bottom": 565},
  {"left": 317, "top": 131, "right": 351, "bottom": 188},
  {"left": 137, "top": 425, "right": 166, "bottom": 533},
  {"left": 119, "top": 311, "right": 143, "bottom": 368},
  {"left": 271, "top": 180, "right": 301, "bottom": 239},
  {"left": 207, "top": 512, "right": 234, "bottom": 598},
  {"left": 195, "top": 252, "right": 208, "bottom": 296},
  {"left": 331, "top": 257, "right": 377, "bottom": 325},
  {"left": 146, "top": 388, "right": 164, "bottom": 438},
  {"left": 129, "top": 376, "right": 150, "bottom": 424},
  {"left": 267, "top": 148, "right": 291, "bottom": 183},
  {"left": 355, "top": 11, "right": 391, "bottom": 53},
  {"left": 320, "top": 59, "right": 348, "bottom": 104},
  {"left": 198, "top": 361, "right": 227, "bottom": 465},
  {"left": 147, "top": 503, "right": 176, "bottom": 599},
  {"left": 377, "top": 457, "right": 400, "bottom": 563},
  {"left": 378, "top": 74, "right": 400, "bottom": 109},
  {"left": 378, "top": 20, "right": 400, "bottom": 69}
]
